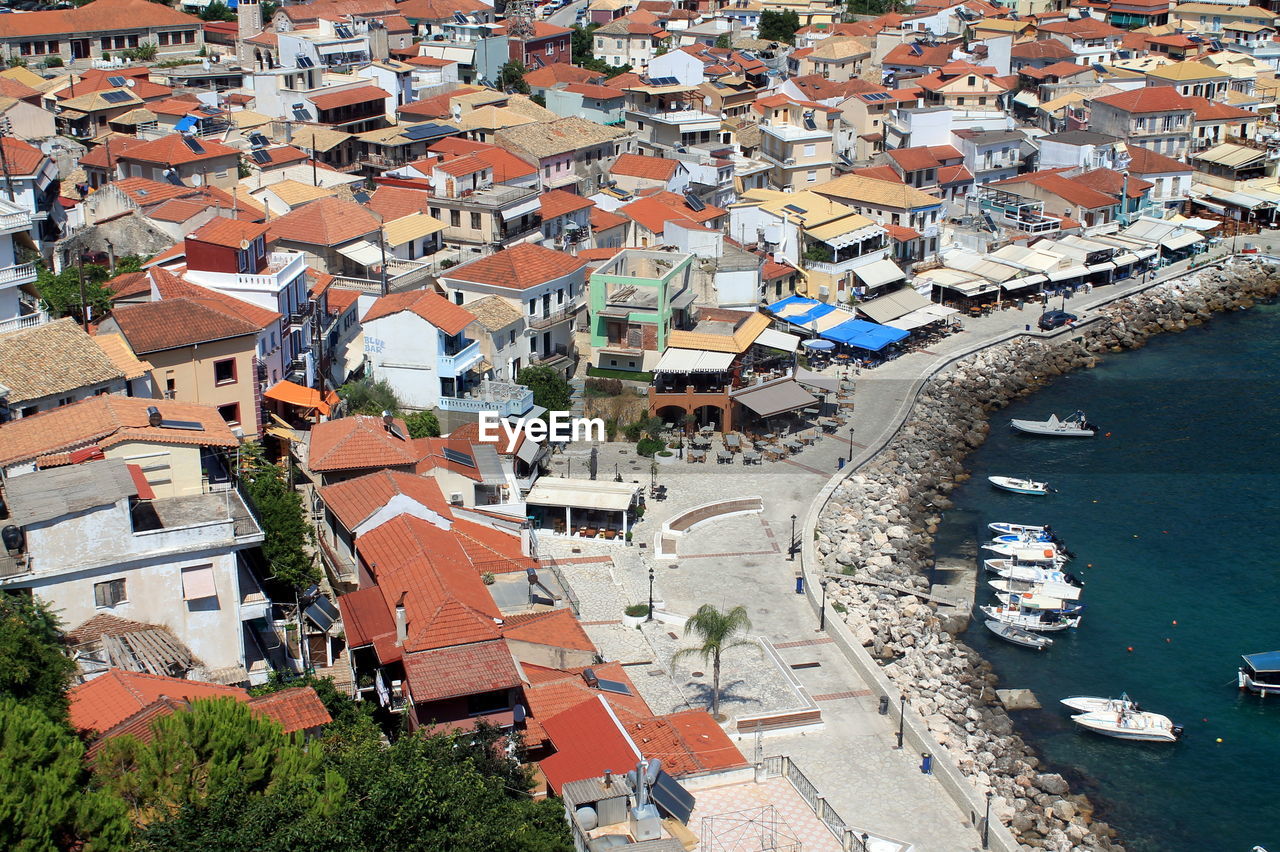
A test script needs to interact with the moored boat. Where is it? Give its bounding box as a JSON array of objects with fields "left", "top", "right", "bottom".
[
  {"left": 1011, "top": 410, "right": 1098, "bottom": 438},
  {"left": 979, "top": 602, "right": 1080, "bottom": 632},
  {"left": 1238, "top": 651, "right": 1280, "bottom": 695},
  {"left": 984, "top": 547, "right": 1068, "bottom": 574},
  {"left": 988, "top": 522, "right": 1052, "bottom": 536},
  {"left": 989, "top": 476, "right": 1050, "bottom": 495},
  {"left": 990, "top": 579, "right": 1083, "bottom": 603},
  {"left": 995, "top": 565, "right": 1082, "bottom": 587},
  {"left": 983, "top": 540, "right": 1072, "bottom": 560},
  {"left": 985, "top": 619, "right": 1054, "bottom": 650},
  {"left": 1061, "top": 694, "right": 1140, "bottom": 714},
  {"left": 1071, "top": 709, "right": 1183, "bottom": 742}
]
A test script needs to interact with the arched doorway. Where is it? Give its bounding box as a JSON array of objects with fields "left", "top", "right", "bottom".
[
  {"left": 693, "top": 404, "right": 724, "bottom": 431},
  {"left": 654, "top": 405, "right": 686, "bottom": 429}
]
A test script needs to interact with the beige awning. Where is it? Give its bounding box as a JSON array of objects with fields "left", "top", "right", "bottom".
[
  {"left": 525, "top": 477, "right": 641, "bottom": 511},
  {"left": 1161, "top": 231, "right": 1203, "bottom": 251},
  {"left": 731, "top": 379, "right": 817, "bottom": 417},
  {"left": 857, "top": 287, "right": 931, "bottom": 323},
  {"left": 653, "top": 348, "right": 735, "bottom": 373},
  {"left": 853, "top": 258, "right": 906, "bottom": 290},
  {"left": 884, "top": 303, "right": 958, "bottom": 330},
  {"left": 794, "top": 368, "right": 837, "bottom": 394},
  {"left": 336, "top": 239, "right": 383, "bottom": 267},
  {"left": 755, "top": 327, "right": 801, "bottom": 352}
]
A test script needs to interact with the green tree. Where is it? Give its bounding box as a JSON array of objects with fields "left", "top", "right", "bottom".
[
  {"left": 571, "top": 24, "right": 598, "bottom": 65},
  {"left": 34, "top": 263, "right": 113, "bottom": 323},
  {"left": 404, "top": 410, "right": 441, "bottom": 438},
  {"left": 239, "top": 442, "right": 318, "bottom": 589},
  {"left": 516, "top": 365, "right": 572, "bottom": 412},
  {"left": 93, "top": 697, "right": 344, "bottom": 827},
  {"left": 0, "top": 698, "right": 131, "bottom": 851},
  {"left": 499, "top": 60, "right": 530, "bottom": 95},
  {"left": 199, "top": 0, "right": 237, "bottom": 20},
  {"left": 672, "top": 604, "right": 753, "bottom": 719},
  {"left": 0, "top": 593, "right": 78, "bottom": 723},
  {"left": 715, "top": 33, "right": 731, "bottom": 49},
  {"left": 115, "top": 254, "right": 149, "bottom": 274},
  {"left": 337, "top": 376, "right": 401, "bottom": 416},
  {"left": 260, "top": 0, "right": 280, "bottom": 23},
  {"left": 758, "top": 9, "right": 801, "bottom": 44}
]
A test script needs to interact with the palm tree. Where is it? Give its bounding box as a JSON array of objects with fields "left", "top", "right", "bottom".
[{"left": 672, "top": 604, "right": 753, "bottom": 720}]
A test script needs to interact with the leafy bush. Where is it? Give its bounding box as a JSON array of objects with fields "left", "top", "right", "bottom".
[
  {"left": 623, "top": 421, "right": 644, "bottom": 442},
  {"left": 337, "top": 376, "right": 401, "bottom": 416},
  {"left": 624, "top": 604, "right": 650, "bottom": 617},
  {"left": 40, "top": 56, "right": 62, "bottom": 68},
  {"left": 584, "top": 377, "right": 624, "bottom": 396},
  {"left": 516, "top": 365, "right": 572, "bottom": 412},
  {"left": 636, "top": 438, "right": 664, "bottom": 457},
  {"left": 404, "top": 410, "right": 440, "bottom": 438}
]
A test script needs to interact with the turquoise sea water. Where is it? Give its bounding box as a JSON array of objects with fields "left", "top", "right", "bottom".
[{"left": 935, "top": 301, "right": 1280, "bottom": 852}]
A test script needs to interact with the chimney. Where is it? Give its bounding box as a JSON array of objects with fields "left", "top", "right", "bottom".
[
  {"left": 603, "top": 769, "right": 613, "bottom": 788},
  {"left": 394, "top": 593, "right": 408, "bottom": 645}
]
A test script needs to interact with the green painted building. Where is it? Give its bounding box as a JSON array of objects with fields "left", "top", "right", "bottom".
[{"left": 588, "top": 249, "right": 695, "bottom": 372}]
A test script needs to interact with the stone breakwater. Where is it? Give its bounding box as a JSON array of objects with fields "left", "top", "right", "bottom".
[{"left": 814, "top": 259, "right": 1280, "bottom": 852}]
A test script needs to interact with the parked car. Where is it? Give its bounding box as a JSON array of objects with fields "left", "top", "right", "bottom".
[{"left": 1038, "top": 310, "right": 1077, "bottom": 331}]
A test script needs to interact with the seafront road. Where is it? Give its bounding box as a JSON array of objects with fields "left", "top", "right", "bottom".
[{"left": 541, "top": 236, "right": 1257, "bottom": 850}]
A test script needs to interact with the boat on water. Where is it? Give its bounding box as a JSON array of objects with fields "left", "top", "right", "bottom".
[
  {"left": 1238, "top": 651, "right": 1280, "bottom": 695},
  {"left": 983, "top": 540, "right": 1072, "bottom": 560},
  {"left": 1071, "top": 709, "right": 1183, "bottom": 743},
  {"left": 985, "top": 619, "right": 1054, "bottom": 650},
  {"left": 991, "top": 531, "right": 1054, "bottom": 545},
  {"left": 979, "top": 601, "right": 1081, "bottom": 632},
  {"left": 995, "top": 565, "right": 1082, "bottom": 587},
  {"left": 988, "top": 522, "right": 1053, "bottom": 536},
  {"left": 990, "top": 579, "right": 1083, "bottom": 603},
  {"left": 989, "top": 476, "right": 1051, "bottom": 495},
  {"left": 991, "top": 591, "right": 1084, "bottom": 616},
  {"left": 1061, "top": 694, "right": 1140, "bottom": 714},
  {"left": 1011, "top": 410, "right": 1098, "bottom": 438},
  {"left": 984, "top": 547, "right": 1068, "bottom": 573}
]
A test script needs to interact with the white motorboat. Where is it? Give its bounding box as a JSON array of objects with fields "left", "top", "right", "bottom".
[
  {"left": 991, "top": 531, "right": 1054, "bottom": 545},
  {"left": 1061, "top": 694, "right": 1139, "bottom": 714},
  {"left": 983, "top": 540, "right": 1071, "bottom": 560},
  {"left": 980, "top": 603, "right": 1080, "bottom": 632},
  {"left": 989, "top": 476, "right": 1050, "bottom": 495},
  {"left": 988, "top": 522, "right": 1052, "bottom": 536},
  {"left": 984, "top": 547, "right": 1068, "bottom": 573},
  {"left": 990, "top": 579, "right": 1083, "bottom": 602},
  {"left": 991, "top": 591, "right": 1084, "bottom": 616},
  {"left": 995, "top": 565, "right": 1081, "bottom": 587},
  {"left": 1071, "top": 709, "right": 1183, "bottom": 742},
  {"left": 1238, "top": 651, "right": 1280, "bottom": 696},
  {"left": 1011, "top": 410, "right": 1098, "bottom": 438},
  {"left": 985, "top": 619, "right": 1054, "bottom": 650}
]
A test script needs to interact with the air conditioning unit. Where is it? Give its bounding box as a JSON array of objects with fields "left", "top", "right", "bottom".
[{"left": 449, "top": 492, "right": 464, "bottom": 505}]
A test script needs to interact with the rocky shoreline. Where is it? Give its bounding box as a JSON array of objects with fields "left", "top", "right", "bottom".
[{"left": 814, "top": 259, "right": 1280, "bottom": 852}]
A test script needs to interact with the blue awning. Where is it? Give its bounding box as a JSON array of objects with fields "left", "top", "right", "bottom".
[
  {"left": 1243, "top": 651, "right": 1280, "bottom": 673},
  {"left": 820, "top": 318, "right": 908, "bottom": 351},
  {"left": 766, "top": 294, "right": 837, "bottom": 326},
  {"left": 174, "top": 115, "right": 198, "bottom": 132}
]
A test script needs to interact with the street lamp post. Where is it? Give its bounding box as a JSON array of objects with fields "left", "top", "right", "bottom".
[
  {"left": 789, "top": 513, "right": 797, "bottom": 562},
  {"left": 615, "top": 463, "right": 622, "bottom": 483},
  {"left": 895, "top": 694, "right": 906, "bottom": 749},
  {"left": 647, "top": 566, "right": 654, "bottom": 622},
  {"left": 982, "top": 790, "right": 993, "bottom": 849},
  {"left": 847, "top": 426, "right": 855, "bottom": 459},
  {"left": 819, "top": 580, "right": 827, "bottom": 631}
]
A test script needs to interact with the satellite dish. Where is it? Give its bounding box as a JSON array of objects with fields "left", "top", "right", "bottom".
[
  {"left": 191, "top": 173, "right": 204, "bottom": 186},
  {"left": 125, "top": 79, "right": 136, "bottom": 88},
  {"left": 240, "top": 238, "right": 251, "bottom": 249}
]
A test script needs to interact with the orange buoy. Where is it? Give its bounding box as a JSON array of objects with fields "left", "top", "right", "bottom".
[
  {"left": 1127, "top": 646, "right": 1134, "bottom": 652},
  {"left": 1172, "top": 620, "right": 1178, "bottom": 626},
  {"left": 1105, "top": 432, "right": 1112, "bottom": 437}
]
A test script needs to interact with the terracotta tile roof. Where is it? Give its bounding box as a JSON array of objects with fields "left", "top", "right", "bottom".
[
  {"left": 0, "top": 395, "right": 238, "bottom": 468},
  {"left": 79, "top": 136, "right": 149, "bottom": 170},
  {"left": 591, "top": 207, "right": 628, "bottom": 231},
  {"left": 0, "top": 137, "right": 44, "bottom": 176},
  {"left": 102, "top": 270, "right": 152, "bottom": 303},
  {"left": 620, "top": 190, "right": 725, "bottom": 235},
  {"left": 790, "top": 75, "right": 883, "bottom": 101},
  {"left": 396, "top": 0, "right": 489, "bottom": 20},
  {"left": 338, "top": 586, "right": 402, "bottom": 663},
  {"left": 91, "top": 333, "right": 152, "bottom": 381},
  {"left": 0, "top": 317, "right": 123, "bottom": 403},
  {"left": 327, "top": 287, "right": 362, "bottom": 313},
  {"left": 368, "top": 184, "right": 429, "bottom": 221},
  {"left": 1123, "top": 144, "right": 1192, "bottom": 174},
  {"left": 1185, "top": 95, "right": 1257, "bottom": 121},
  {"left": 539, "top": 695, "right": 642, "bottom": 793},
  {"left": 562, "top": 82, "right": 626, "bottom": 100},
  {"left": 1092, "top": 86, "right": 1193, "bottom": 113},
  {"left": 68, "top": 669, "right": 246, "bottom": 734},
  {"left": 938, "top": 164, "right": 974, "bottom": 185},
  {"left": 450, "top": 517, "right": 537, "bottom": 572},
  {"left": 307, "top": 414, "right": 420, "bottom": 472},
  {"left": 147, "top": 267, "right": 279, "bottom": 328},
  {"left": 1010, "top": 39, "right": 1076, "bottom": 60},
  {"left": 443, "top": 243, "right": 586, "bottom": 291},
  {"left": 1071, "top": 167, "right": 1153, "bottom": 198},
  {"left": 363, "top": 289, "right": 476, "bottom": 334},
  {"left": 146, "top": 198, "right": 207, "bottom": 224},
  {"left": 522, "top": 665, "right": 650, "bottom": 744},
  {"left": 501, "top": 610, "right": 597, "bottom": 653},
  {"left": 246, "top": 687, "right": 332, "bottom": 732},
  {"left": 117, "top": 134, "right": 239, "bottom": 167},
  {"left": 494, "top": 116, "right": 630, "bottom": 160},
  {"left": 626, "top": 709, "right": 748, "bottom": 776},
  {"left": 541, "top": 189, "right": 594, "bottom": 219},
  {"left": 610, "top": 152, "right": 678, "bottom": 181},
  {"left": 1003, "top": 172, "right": 1118, "bottom": 209},
  {"left": 883, "top": 222, "right": 922, "bottom": 241},
  {"left": 0, "top": 0, "right": 200, "bottom": 39},
  {"left": 269, "top": 197, "right": 381, "bottom": 246},
  {"left": 256, "top": 145, "right": 310, "bottom": 167},
  {"left": 1023, "top": 61, "right": 1094, "bottom": 80},
  {"left": 319, "top": 468, "right": 454, "bottom": 531},
  {"left": 403, "top": 639, "right": 520, "bottom": 703},
  {"left": 523, "top": 64, "right": 604, "bottom": 88},
  {"left": 280, "top": 0, "right": 397, "bottom": 22},
  {"left": 576, "top": 247, "right": 626, "bottom": 264},
  {"left": 310, "top": 85, "right": 391, "bottom": 111},
  {"left": 397, "top": 87, "right": 480, "bottom": 119},
  {"left": 189, "top": 217, "right": 270, "bottom": 249},
  {"left": 436, "top": 154, "right": 489, "bottom": 177},
  {"left": 886, "top": 144, "right": 962, "bottom": 172},
  {"left": 882, "top": 41, "right": 955, "bottom": 68},
  {"left": 0, "top": 75, "right": 40, "bottom": 102},
  {"left": 1037, "top": 17, "right": 1125, "bottom": 38},
  {"left": 65, "top": 612, "right": 158, "bottom": 645},
  {"left": 411, "top": 436, "right": 484, "bottom": 481}
]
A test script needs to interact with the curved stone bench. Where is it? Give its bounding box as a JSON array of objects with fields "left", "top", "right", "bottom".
[{"left": 654, "top": 497, "right": 764, "bottom": 558}]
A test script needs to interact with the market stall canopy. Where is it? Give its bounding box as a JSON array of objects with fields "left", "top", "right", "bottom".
[
  {"left": 653, "top": 348, "right": 736, "bottom": 374},
  {"left": 731, "top": 379, "right": 817, "bottom": 417},
  {"left": 884, "top": 303, "right": 958, "bottom": 330},
  {"left": 525, "top": 478, "right": 641, "bottom": 512},
  {"left": 794, "top": 367, "right": 838, "bottom": 394},
  {"left": 264, "top": 380, "right": 339, "bottom": 415},
  {"left": 857, "top": 286, "right": 932, "bottom": 324},
  {"left": 754, "top": 327, "right": 801, "bottom": 352}
]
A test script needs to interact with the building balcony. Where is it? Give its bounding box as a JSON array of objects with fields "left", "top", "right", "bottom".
[
  {"left": 0, "top": 262, "right": 37, "bottom": 289},
  {"left": 438, "top": 379, "right": 534, "bottom": 418},
  {"left": 0, "top": 309, "right": 49, "bottom": 335},
  {"left": 761, "top": 122, "right": 831, "bottom": 142},
  {"left": 437, "top": 340, "right": 483, "bottom": 377},
  {"left": 527, "top": 303, "right": 578, "bottom": 330},
  {"left": 529, "top": 341, "right": 576, "bottom": 367},
  {"left": 0, "top": 209, "right": 32, "bottom": 236},
  {"left": 626, "top": 106, "right": 720, "bottom": 131},
  {"left": 288, "top": 301, "right": 313, "bottom": 330}
]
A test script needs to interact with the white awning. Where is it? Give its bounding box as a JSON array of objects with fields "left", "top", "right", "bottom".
[
  {"left": 526, "top": 477, "right": 640, "bottom": 511},
  {"left": 500, "top": 196, "right": 541, "bottom": 221},
  {"left": 857, "top": 286, "right": 931, "bottom": 323},
  {"left": 885, "top": 303, "right": 959, "bottom": 330},
  {"left": 336, "top": 239, "right": 383, "bottom": 267},
  {"left": 1112, "top": 252, "right": 1139, "bottom": 266},
  {"left": 516, "top": 439, "right": 541, "bottom": 465},
  {"left": 1004, "top": 274, "right": 1046, "bottom": 290},
  {"left": 853, "top": 258, "right": 907, "bottom": 290},
  {"left": 794, "top": 367, "right": 837, "bottom": 393},
  {"left": 1161, "top": 231, "right": 1203, "bottom": 251},
  {"left": 1013, "top": 90, "right": 1040, "bottom": 107},
  {"left": 1086, "top": 261, "right": 1116, "bottom": 273},
  {"left": 1047, "top": 265, "right": 1088, "bottom": 282},
  {"left": 754, "top": 327, "right": 801, "bottom": 352},
  {"left": 653, "top": 348, "right": 735, "bottom": 373},
  {"left": 1133, "top": 247, "right": 1158, "bottom": 260}
]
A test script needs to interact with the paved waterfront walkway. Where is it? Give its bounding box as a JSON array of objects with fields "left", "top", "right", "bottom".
[{"left": 541, "top": 241, "right": 1261, "bottom": 851}]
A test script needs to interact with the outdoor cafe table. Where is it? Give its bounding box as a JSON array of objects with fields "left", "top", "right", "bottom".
[
  {"left": 725, "top": 434, "right": 741, "bottom": 449},
  {"left": 784, "top": 440, "right": 802, "bottom": 453},
  {"left": 742, "top": 451, "right": 760, "bottom": 464},
  {"left": 689, "top": 449, "right": 706, "bottom": 462},
  {"left": 716, "top": 450, "right": 732, "bottom": 464}
]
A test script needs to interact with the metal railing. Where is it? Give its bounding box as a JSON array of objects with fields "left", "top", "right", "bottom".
[
  {"left": 527, "top": 304, "right": 577, "bottom": 330},
  {"left": 761, "top": 755, "right": 876, "bottom": 852}
]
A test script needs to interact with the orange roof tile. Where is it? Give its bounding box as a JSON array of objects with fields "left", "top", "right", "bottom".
[
  {"left": 539, "top": 695, "right": 641, "bottom": 793},
  {"left": 269, "top": 197, "right": 381, "bottom": 246},
  {"left": 148, "top": 266, "right": 281, "bottom": 328},
  {"left": 626, "top": 709, "right": 748, "bottom": 776},
  {"left": 0, "top": 0, "right": 200, "bottom": 39},
  {"left": 363, "top": 288, "right": 476, "bottom": 334},
  {"left": 0, "top": 137, "right": 44, "bottom": 176},
  {"left": 443, "top": 243, "right": 586, "bottom": 291},
  {"left": 610, "top": 152, "right": 679, "bottom": 181},
  {"left": 1092, "top": 87, "right": 1195, "bottom": 113},
  {"left": 246, "top": 687, "right": 332, "bottom": 732},
  {"left": 319, "top": 469, "right": 454, "bottom": 530},
  {"left": 117, "top": 134, "right": 239, "bottom": 167},
  {"left": 402, "top": 639, "right": 521, "bottom": 703},
  {"left": 307, "top": 414, "right": 420, "bottom": 472},
  {"left": 540, "top": 189, "right": 594, "bottom": 219},
  {"left": 436, "top": 154, "right": 489, "bottom": 177},
  {"left": 0, "top": 395, "right": 239, "bottom": 469},
  {"left": 189, "top": 217, "right": 269, "bottom": 249},
  {"left": 108, "top": 298, "right": 259, "bottom": 354},
  {"left": 68, "top": 669, "right": 246, "bottom": 734},
  {"left": 501, "top": 609, "right": 597, "bottom": 653},
  {"left": 368, "top": 184, "right": 429, "bottom": 221},
  {"left": 522, "top": 663, "right": 651, "bottom": 734},
  {"left": 562, "top": 82, "right": 626, "bottom": 100},
  {"left": 591, "top": 207, "right": 628, "bottom": 231},
  {"left": 310, "top": 85, "right": 391, "bottom": 111},
  {"left": 523, "top": 63, "right": 605, "bottom": 88},
  {"left": 620, "top": 190, "right": 725, "bottom": 235}
]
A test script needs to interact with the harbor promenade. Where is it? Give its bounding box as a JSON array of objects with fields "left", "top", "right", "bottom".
[{"left": 542, "top": 240, "right": 1257, "bottom": 851}]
